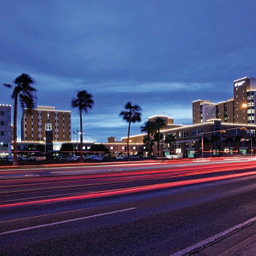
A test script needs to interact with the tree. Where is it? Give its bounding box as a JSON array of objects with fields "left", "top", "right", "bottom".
[
  {"left": 143, "top": 136, "right": 155, "bottom": 155},
  {"left": 72, "top": 91, "right": 94, "bottom": 162},
  {"left": 165, "top": 133, "right": 176, "bottom": 154},
  {"left": 60, "top": 143, "right": 74, "bottom": 152},
  {"left": 154, "top": 117, "right": 166, "bottom": 156},
  {"left": 89, "top": 144, "right": 109, "bottom": 153},
  {"left": 120, "top": 102, "right": 142, "bottom": 158},
  {"left": 4, "top": 74, "right": 37, "bottom": 166},
  {"left": 141, "top": 121, "right": 156, "bottom": 157}
]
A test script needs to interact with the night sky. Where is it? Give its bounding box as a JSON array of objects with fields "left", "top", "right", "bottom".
[{"left": 1, "top": 0, "right": 256, "bottom": 142}]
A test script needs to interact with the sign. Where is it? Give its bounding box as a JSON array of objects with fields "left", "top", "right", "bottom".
[{"left": 234, "top": 81, "right": 245, "bottom": 87}]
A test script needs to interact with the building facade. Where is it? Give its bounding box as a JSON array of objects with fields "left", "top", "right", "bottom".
[
  {"left": 21, "top": 106, "right": 71, "bottom": 142},
  {"left": 193, "top": 77, "right": 256, "bottom": 125},
  {"left": 0, "top": 104, "right": 11, "bottom": 154}
]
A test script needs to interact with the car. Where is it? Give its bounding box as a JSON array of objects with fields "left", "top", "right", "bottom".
[
  {"left": 116, "top": 155, "right": 124, "bottom": 160},
  {"left": 90, "top": 155, "right": 104, "bottom": 161},
  {"left": 66, "top": 155, "right": 80, "bottom": 161},
  {"left": 17, "top": 156, "right": 25, "bottom": 161}
]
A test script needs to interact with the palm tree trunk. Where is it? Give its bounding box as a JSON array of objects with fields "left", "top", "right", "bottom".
[
  {"left": 13, "top": 95, "right": 18, "bottom": 166},
  {"left": 79, "top": 108, "right": 83, "bottom": 163},
  {"left": 147, "top": 132, "right": 150, "bottom": 157},
  {"left": 127, "top": 120, "right": 131, "bottom": 158},
  {"left": 157, "top": 128, "right": 160, "bottom": 157}
]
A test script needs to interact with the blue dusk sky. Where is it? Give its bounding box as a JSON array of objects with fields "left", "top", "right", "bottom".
[{"left": 1, "top": 0, "right": 256, "bottom": 142}]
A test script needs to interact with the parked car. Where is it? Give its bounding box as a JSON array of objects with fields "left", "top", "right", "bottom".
[
  {"left": 116, "top": 155, "right": 124, "bottom": 160},
  {"left": 90, "top": 155, "right": 104, "bottom": 161},
  {"left": 17, "top": 156, "right": 25, "bottom": 161},
  {"left": 66, "top": 155, "right": 80, "bottom": 161}
]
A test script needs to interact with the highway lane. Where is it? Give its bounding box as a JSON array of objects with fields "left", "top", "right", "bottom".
[{"left": 0, "top": 159, "right": 256, "bottom": 255}]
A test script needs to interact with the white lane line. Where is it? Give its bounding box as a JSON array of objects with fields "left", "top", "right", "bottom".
[
  {"left": 0, "top": 207, "right": 136, "bottom": 236},
  {"left": 171, "top": 216, "right": 256, "bottom": 256}
]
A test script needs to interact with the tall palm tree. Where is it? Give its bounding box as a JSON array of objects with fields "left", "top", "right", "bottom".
[
  {"left": 120, "top": 102, "right": 142, "bottom": 158},
  {"left": 141, "top": 121, "right": 156, "bottom": 157},
  {"left": 142, "top": 136, "right": 155, "bottom": 156},
  {"left": 154, "top": 117, "right": 166, "bottom": 156},
  {"left": 72, "top": 90, "right": 94, "bottom": 162},
  {"left": 165, "top": 133, "right": 176, "bottom": 154},
  {"left": 4, "top": 74, "right": 36, "bottom": 166}
]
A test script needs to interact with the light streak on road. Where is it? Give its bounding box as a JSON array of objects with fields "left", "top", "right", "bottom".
[{"left": 1, "top": 168, "right": 256, "bottom": 209}]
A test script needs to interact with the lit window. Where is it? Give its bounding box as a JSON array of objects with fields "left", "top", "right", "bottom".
[
  {"left": 133, "top": 147, "right": 136, "bottom": 149},
  {"left": 110, "top": 146, "right": 113, "bottom": 149}
]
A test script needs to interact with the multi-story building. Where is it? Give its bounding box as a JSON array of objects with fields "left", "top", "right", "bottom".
[
  {"left": 21, "top": 106, "right": 71, "bottom": 142},
  {"left": 0, "top": 104, "right": 11, "bottom": 154},
  {"left": 123, "top": 77, "right": 256, "bottom": 158},
  {"left": 193, "top": 77, "right": 256, "bottom": 125}
]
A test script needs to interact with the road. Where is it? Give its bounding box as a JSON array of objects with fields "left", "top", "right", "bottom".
[{"left": 0, "top": 158, "right": 256, "bottom": 255}]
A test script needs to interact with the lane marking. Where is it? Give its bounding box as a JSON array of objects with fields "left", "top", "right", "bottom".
[
  {"left": 0, "top": 207, "right": 94, "bottom": 224},
  {"left": 171, "top": 216, "right": 256, "bottom": 256},
  {"left": 0, "top": 207, "right": 136, "bottom": 236}
]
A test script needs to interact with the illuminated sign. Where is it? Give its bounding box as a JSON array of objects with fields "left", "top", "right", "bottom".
[{"left": 234, "top": 81, "right": 245, "bottom": 87}]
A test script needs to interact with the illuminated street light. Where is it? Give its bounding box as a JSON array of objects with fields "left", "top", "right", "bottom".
[{"left": 242, "top": 103, "right": 248, "bottom": 108}]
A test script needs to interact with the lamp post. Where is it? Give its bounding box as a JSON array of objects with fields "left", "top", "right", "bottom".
[{"left": 200, "top": 127, "right": 247, "bottom": 158}]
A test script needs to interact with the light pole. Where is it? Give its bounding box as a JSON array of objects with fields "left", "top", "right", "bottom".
[{"left": 200, "top": 127, "right": 247, "bottom": 158}]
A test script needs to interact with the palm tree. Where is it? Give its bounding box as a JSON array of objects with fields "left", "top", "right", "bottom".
[
  {"left": 154, "top": 117, "right": 166, "bottom": 156},
  {"left": 4, "top": 74, "right": 36, "bottom": 166},
  {"left": 165, "top": 133, "right": 176, "bottom": 154},
  {"left": 141, "top": 121, "right": 156, "bottom": 157},
  {"left": 72, "top": 90, "right": 94, "bottom": 162},
  {"left": 120, "top": 102, "right": 142, "bottom": 158},
  {"left": 143, "top": 136, "right": 155, "bottom": 156}
]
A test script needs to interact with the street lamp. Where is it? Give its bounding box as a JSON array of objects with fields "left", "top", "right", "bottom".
[{"left": 200, "top": 127, "right": 247, "bottom": 158}]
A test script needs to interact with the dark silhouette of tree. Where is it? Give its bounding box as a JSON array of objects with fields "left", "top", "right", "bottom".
[
  {"left": 165, "top": 133, "right": 176, "bottom": 154},
  {"left": 154, "top": 117, "right": 166, "bottom": 156},
  {"left": 60, "top": 143, "right": 74, "bottom": 152},
  {"left": 141, "top": 121, "right": 156, "bottom": 157},
  {"left": 89, "top": 144, "right": 109, "bottom": 153},
  {"left": 120, "top": 102, "right": 141, "bottom": 158},
  {"left": 72, "top": 91, "right": 94, "bottom": 162},
  {"left": 142, "top": 136, "right": 155, "bottom": 156},
  {"left": 4, "top": 74, "right": 37, "bottom": 166}
]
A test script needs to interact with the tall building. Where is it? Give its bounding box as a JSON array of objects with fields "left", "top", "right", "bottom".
[
  {"left": 0, "top": 104, "right": 11, "bottom": 148},
  {"left": 21, "top": 106, "right": 71, "bottom": 142},
  {"left": 193, "top": 76, "right": 256, "bottom": 125}
]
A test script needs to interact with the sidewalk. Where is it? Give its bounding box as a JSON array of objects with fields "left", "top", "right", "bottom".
[
  {"left": 196, "top": 221, "right": 256, "bottom": 255},
  {"left": 172, "top": 218, "right": 256, "bottom": 256}
]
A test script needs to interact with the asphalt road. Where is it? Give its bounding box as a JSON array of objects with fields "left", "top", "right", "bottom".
[{"left": 0, "top": 159, "right": 256, "bottom": 255}]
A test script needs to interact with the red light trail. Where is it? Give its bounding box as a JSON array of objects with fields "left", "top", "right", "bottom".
[{"left": 1, "top": 160, "right": 256, "bottom": 209}]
